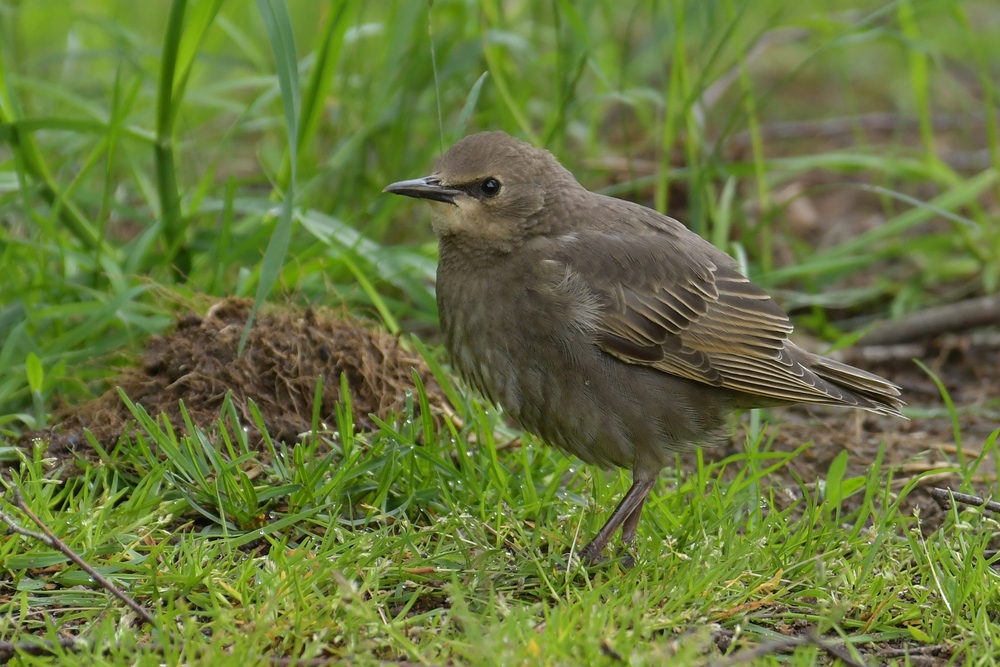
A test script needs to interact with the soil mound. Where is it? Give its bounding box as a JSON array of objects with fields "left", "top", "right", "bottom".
[{"left": 35, "top": 298, "right": 449, "bottom": 456}]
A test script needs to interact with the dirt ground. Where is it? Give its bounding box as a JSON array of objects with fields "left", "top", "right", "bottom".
[
  {"left": 28, "top": 298, "right": 450, "bottom": 461},
  {"left": 695, "top": 333, "right": 1000, "bottom": 531}
]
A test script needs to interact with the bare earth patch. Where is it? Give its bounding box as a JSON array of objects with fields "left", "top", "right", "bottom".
[
  {"left": 29, "top": 298, "right": 449, "bottom": 459},
  {"left": 697, "top": 334, "right": 1000, "bottom": 532}
]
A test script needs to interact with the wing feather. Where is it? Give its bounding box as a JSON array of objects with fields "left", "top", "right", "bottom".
[{"left": 550, "top": 225, "right": 875, "bottom": 407}]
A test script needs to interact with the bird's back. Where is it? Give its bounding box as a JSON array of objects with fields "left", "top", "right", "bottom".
[{"left": 538, "top": 189, "right": 905, "bottom": 418}]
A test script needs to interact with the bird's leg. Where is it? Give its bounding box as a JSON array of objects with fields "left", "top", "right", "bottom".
[
  {"left": 620, "top": 492, "right": 649, "bottom": 545},
  {"left": 615, "top": 490, "right": 652, "bottom": 569},
  {"left": 578, "top": 478, "right": 656, "bottom": 564}
]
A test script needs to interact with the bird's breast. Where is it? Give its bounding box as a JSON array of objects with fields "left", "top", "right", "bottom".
[
  {"left": 434, "top": 244, "right": 633, "bottom": 467},
  {"left": 436, "top": 251, "right": 526, "bottom": 410}
]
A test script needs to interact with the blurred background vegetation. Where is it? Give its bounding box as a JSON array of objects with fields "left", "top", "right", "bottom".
[{"left": 1, "top": 0, "right": 998, "bottom": 429}]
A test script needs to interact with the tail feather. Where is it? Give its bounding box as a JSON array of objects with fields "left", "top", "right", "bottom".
[{"left": 808, "top": 354, "right": 906, "bottom": 419}]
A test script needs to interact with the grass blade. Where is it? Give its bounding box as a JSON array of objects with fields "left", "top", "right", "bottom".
[
  {"left": 241, "top": 0, "right": 302, "bottom": 354},
  {"left": 453, "top": 71, "right": 489, "bottom": 142}
]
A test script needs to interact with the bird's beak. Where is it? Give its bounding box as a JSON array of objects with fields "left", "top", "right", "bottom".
[{"left": 383, "top": 176, "right": 461, "bottom": 205}]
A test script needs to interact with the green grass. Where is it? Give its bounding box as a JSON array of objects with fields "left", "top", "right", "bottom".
[
  {"left": 3, "top": 391, "right": 999, "bottom": 664},
  {"left": 2, "top": 0, "right": 1000, "bottom": 664}
]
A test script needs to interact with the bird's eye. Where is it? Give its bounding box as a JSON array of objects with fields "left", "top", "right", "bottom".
[{"left": 479, "top": 178, "right": 501, "bottom": 197}]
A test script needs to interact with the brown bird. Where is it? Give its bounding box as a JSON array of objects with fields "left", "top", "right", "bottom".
[{"left": 384, "top": 131, "right": 904, "bottom": 564}]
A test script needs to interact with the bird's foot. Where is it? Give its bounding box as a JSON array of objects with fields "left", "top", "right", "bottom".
[
  {"left": 578, "top": 540, "right": 606, "bottom": 566},
  {"left": 559, "top": 544, "right": 636, "bottom": 570},
  {"left": 616, "top": 545, "right": 637, "bottom": 569},
  {"left": 554, "top": 542, "right": 606, "bottom": 570}
]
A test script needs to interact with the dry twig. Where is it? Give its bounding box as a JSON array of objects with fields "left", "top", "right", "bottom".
[
  {"left": 877, "top": 644, "right": 953, "bottom": 658},
  {"left": 0, "top": 637, "right": 87, "bottom": 663},
  {"left": 931, "top": 487, "right": 1000, "bottom": 514},
  {"left": 725, "top": 112, "right": 992, "bottom": 150},
  {"left": 0, "top": 487, "right": 156, "bottom": 626},
  {"left": 712, "top": 633, "right": 865, "bottom": 667},
  {"left": 857, "top": 296, "right": 1000, "bottom": 347}
]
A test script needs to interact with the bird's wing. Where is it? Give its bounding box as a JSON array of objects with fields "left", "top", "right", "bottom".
[{"left": 549, "top": 220, "right": 851, "bottom": 405}]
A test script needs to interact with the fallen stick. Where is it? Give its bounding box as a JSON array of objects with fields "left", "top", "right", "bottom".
[
  {"left": 0, "top": 487, "right": 155, "bottom": 626},
  {"left": 711, "top": 633, "right": 866, "bottom": 667},
  {"left": 0, "top": 484, "right": 423, "bottom": 666},
  {"left": 726, "top": 112, "right": 994, "bottom": 150},
  {"left": 930, "top": 487, "right": 1000, "bottom": 514},
  {"left": 0, "top": 637, "right": 87, "bottom": 662},
  {"left": 857, "top": 296, "right": 1000, "bottom": 347}
]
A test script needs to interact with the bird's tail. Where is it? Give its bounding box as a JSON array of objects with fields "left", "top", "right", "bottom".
[{"left": 805, "top": 353, "right": 906, "bottom": 418}]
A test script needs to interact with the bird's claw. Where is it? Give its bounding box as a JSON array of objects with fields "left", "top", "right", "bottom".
[
  {"left": 558, "top": 543, "right": 634, "bottom": 570},
  {"left": 616, "top": 546, "right": 637, "bottom": 569}
]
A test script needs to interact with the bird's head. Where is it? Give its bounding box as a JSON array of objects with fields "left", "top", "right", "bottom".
[{"left": 384, "top": 131, "right": 579, "bottom": 250}]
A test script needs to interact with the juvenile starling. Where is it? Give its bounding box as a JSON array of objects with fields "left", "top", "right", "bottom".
[{"left": 384, "top": 131, "right": 904, "bottom": 564}]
